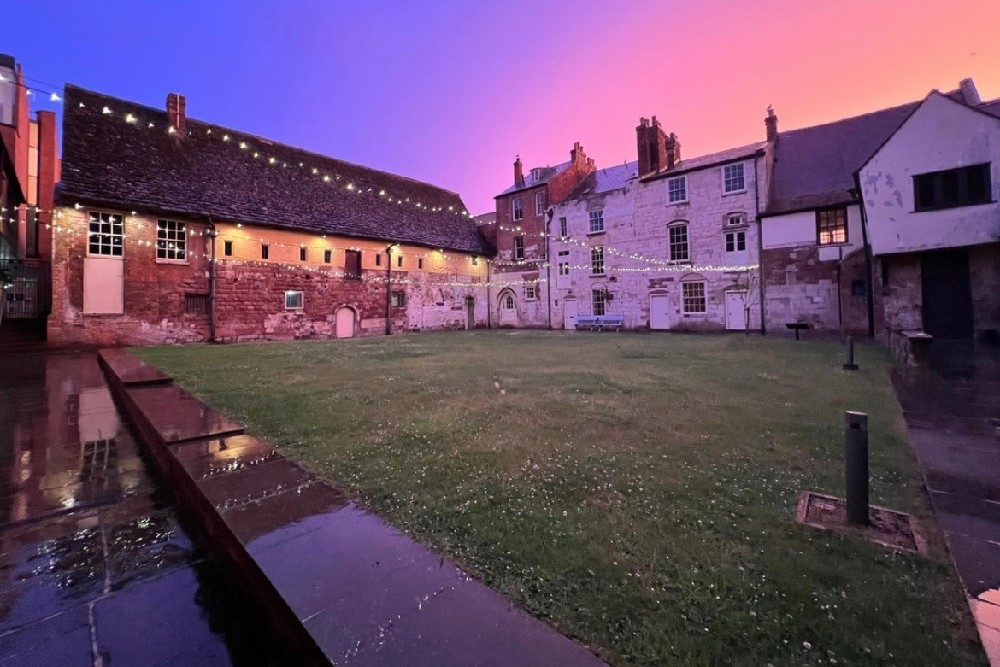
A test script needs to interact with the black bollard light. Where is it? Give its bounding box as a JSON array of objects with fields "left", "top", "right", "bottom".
[
  {"left": 842, "top": 336, "right": 859, "bottom": 371},
  {"left": 845, "top": 411, "right": 869, "bottom": 526}
]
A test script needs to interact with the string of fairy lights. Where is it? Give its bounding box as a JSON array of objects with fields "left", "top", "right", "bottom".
[{"left": 3, "top": 77, "right": 758, "bottom": 285}]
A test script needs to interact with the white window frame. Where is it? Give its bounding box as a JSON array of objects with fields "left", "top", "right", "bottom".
[
  {"left": 682, "top": 281, "right": 706, "bottom": 314},
  {"left": 391, "top": 291, "right": 406, "bottom": 307},
  {"left": 668, "top": 223, "right": 689, "bottom": 262},
  {"left": 723, "top": 163, "right": 746, "bottom": 194},
  {"left": 590, "top": 246, "right": 605, "bottom": 275},
  {"left": 513, "top": 197, "right": 523, "bottom": 221},
  {"left": 726, "top": 212, "right": 746, "bottom": 227},
  {"left": 558, "top": 216, "right": 568, "bottom": 238},
  {"left": 591, "top": 288, "right": 606, "bottom": 316},
  {"left": 155, "top": 219, "right": 188, "bottom": 263},
  {"left": 535, "top": 191, "right": 545, "bottom": 216},
  {"left": 513, "top": 236, "right": 525, "bottom": 260},
  {"left": 87, "top": 211, "right": 124, "bottom": 257},
  {"left": 724, "top": 230, "right": 746, "bottom": 254},
  {"left": 524, "top": 284, "right": 537, "bottom": 300},
  {"left": 285, "top": 290, "right": 304, "bottom": 310},
  {"left": 588, "top": 210, "right": 604, "bottom": 234},
  {"left": 667, "top": 176, "right": 687, "bottom": 203}
]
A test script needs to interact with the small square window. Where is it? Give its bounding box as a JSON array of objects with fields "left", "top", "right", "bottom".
[
  {"left": 668, "top": 177, "right": 687, "bottom": 203},
  {"left": 525, "top": 284, "right": 537, "bottom": 300},
  {"left": 723, "top": 163, "right": 746, "bottom": 193},
  {"left": 725, "top": 230, "right": 746, "bottom": 253},
  {"left": 726, "top": 213, "right": 746, "bottom": 227},
  {"left": 589, "top": 210, "right": 604, "bottom": 233},
  {"left": 156, "top": 219, "right": 187, "bottom": 262},
  {"left": 391, "top": 291, "right": 406, "bottom": 307},
  {"left": 816, "top": 208, "right": 848, "bottom": 245},
  {"left": 299, "top": 247, "right": 307, "bottom": 262},
  {"left": 223, "top": 240, "right": 233, "bottom": 257},
  {"left": 261, "top": 244, "right": 269, "bottom": 260},
  {"left": 184, "top": 293, "right": 209, "bottom": 316},
  {"left": 324, "top": 249, "right": 332, "bottom": 263},
  {"left": 285, "top": 290, "right": 303, "bottom": 310}
]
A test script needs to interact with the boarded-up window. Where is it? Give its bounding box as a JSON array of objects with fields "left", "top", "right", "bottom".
[{"left": 344, "top": 250, "right": 362, "bottom": 280}]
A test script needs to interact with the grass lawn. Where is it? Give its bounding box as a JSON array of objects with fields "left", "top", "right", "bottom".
[{"left": 138, "top": 332, "right": 985, "bottom": 666}]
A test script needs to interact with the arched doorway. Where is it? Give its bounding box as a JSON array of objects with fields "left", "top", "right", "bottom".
[
  {"left": 497, "top": 290, "right": 517, "bottom": 327},
  {"left": 335, "top": 306, "right": 356, "bottom": 338}
]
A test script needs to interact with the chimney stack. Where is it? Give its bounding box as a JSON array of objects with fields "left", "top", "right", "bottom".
[
  {"left": 665, "top": 132, "right": 681, "bottom": 169},
  {"left": 166, "top": 92, "right": 186, "bottom": 133},
  {"left": 570, "top": 141, "right": 587, "bottom": 165},
  {"left": 959, "top": 78, "right": 981, "bottom": 106},
  {"left": 636, "top": 116, "right": 669, "bottom": 176},
  {"left": 513, "top": 155, "right": 524, "bottom": 187},
  {"left": 765, "top": 105, "right": 778, "bottom": 142}
]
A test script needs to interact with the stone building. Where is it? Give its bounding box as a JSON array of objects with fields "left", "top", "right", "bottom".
[
  {"left": 548, "top": 117, "right": 767, "bottom": 331},
  {"left": 49, "top": 85, "right": 491, "bottom": 346},
  {"left": 858, "top": 84, "right": 1000, "bottom": 342},
  {"left": 490, "top": 144, "right": 595, "bottom": 327}
]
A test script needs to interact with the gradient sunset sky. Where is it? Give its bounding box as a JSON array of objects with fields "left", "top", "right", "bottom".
[{"left": 7, "top": 0, "right": 1000, "bottom": 213}]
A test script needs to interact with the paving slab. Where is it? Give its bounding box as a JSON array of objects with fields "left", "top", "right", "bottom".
[
  {"left": 98, "top": 347, "right": 173, "bottom": 386},
  {"left": 126, "top": 384, "right": 244, "bottom": 444},
  {"left": 892, "top": 342, "right": 1000, "bottom": 665},
  {"left": 0, "top": 350, "right": 264, "bottom": 666}
]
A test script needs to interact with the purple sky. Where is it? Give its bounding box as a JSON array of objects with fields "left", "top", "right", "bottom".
[{"left": 7, "top": 0, "right": 999, "bottom": 214}]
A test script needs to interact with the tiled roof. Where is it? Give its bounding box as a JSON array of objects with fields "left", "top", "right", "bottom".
[
  {"left": 765, "top": 91, "right": 1000, "bottom": 216},
  {"left": 496, "top": 161, "right": 571, "bottom": 197},
  {"left": 58, "top": 85, "right": 490, "bottom": 254},
  {"left": 568, "top": 161, "right": 638, "bottom": 198},
  {"left": 765, "top": 101, "right": 920, "bottom": 215},
  {"left": 642, "top": 142, "right": 768, "bottom": 182}
]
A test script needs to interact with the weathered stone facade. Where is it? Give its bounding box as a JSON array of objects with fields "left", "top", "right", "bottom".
[{"left": 549, "top": 149, "right": 765, "bottom": 332}]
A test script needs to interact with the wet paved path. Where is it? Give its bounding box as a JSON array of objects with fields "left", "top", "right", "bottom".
[
  {"left": 892, "top": 343, "right": 1000, "bottom": 665},
  {"left": 0, "top": 351, "right": 263, "bottom": 666}
]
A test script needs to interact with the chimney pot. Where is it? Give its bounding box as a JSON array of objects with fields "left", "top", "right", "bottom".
[
  {"left": 959, "top": 78, "right": 981, "bottom": 106},
  {"left": 166, "top": 92, "right": 186, "bottom": 133}
]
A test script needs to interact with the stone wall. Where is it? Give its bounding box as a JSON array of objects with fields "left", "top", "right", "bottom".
[{"left": 969, "top": 242, "right": 1000, "bottom": 335}]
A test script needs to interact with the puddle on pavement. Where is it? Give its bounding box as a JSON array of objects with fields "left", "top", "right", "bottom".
[{"left": 0, "top": 351, "right": 268, "bottom": 666}]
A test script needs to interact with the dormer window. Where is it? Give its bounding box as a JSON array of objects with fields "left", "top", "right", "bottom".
[{"left": 530, "top": 168, "right": 543, "bottom": 182}]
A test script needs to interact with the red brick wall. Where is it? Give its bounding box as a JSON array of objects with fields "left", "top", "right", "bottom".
[{"left": 48, "top": 209, "right": 410, "bottom": 346}]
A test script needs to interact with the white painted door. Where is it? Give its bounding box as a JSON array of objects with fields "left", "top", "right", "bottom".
[
  {"left": 649, "top": 293, "right": 671, "bottom": 330},
  {"left": 499, "top": 293, "right": 517, "bottom": 326},
  {"left": 725, "top": 291, "right": 747, "bottom": 330},
  {"left": 563, "top": 298, "right": 577, "bottom": 330},
  {"left": 335, "top": 307, "right": 356, "bottom": 338}
]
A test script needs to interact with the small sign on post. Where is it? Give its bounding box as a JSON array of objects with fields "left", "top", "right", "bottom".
[{"left": 845, "top": 411, "right": 869, "bottom": 525}]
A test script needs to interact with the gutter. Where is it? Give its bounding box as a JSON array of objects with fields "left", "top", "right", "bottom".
[
  {"left": 545, "top": 209, "right": 553, "bottom": 329},
  {"left": 207, "top": 216, "right": 218, "bottom": 343},
  {"left": 853, "top": 172, "right": 876, "bottom": 338},
  {"left": 754, "top": 154, "right": 766, "bottom": 334}
]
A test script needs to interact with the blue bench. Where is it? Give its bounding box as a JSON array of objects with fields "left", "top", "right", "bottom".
[{"left": 575, "top": 315, "right": 625, "bottom": 332}]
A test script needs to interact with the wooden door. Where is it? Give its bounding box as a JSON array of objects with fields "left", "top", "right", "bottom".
[
  {"left": 563, "top": 298, "right": 577, "bottom": 330},
  {"left": 921, "top": 250, "right": 973, "bottom": 339},
  {"left": 335, "top": 307, "right": 356, "bottom": 338},
  {"left": 725, "top": 291, "right": 747, "bottom": 330}
]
